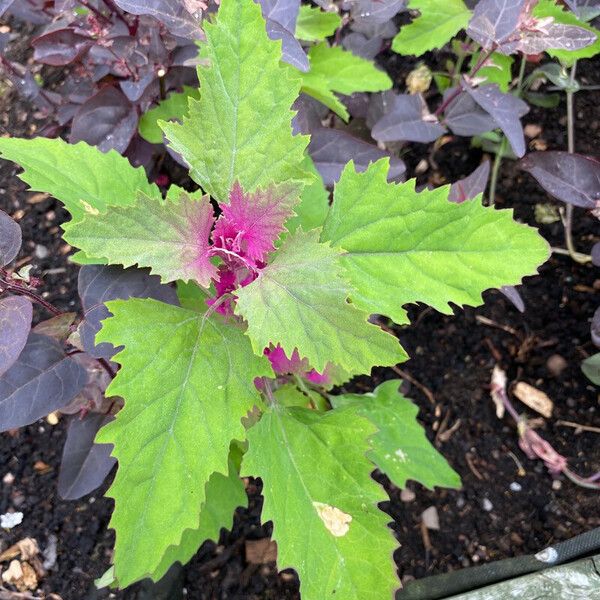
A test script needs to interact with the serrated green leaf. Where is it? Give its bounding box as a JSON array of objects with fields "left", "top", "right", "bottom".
[
  {"left": 534, "top": 0, "right": 600, "bottom": 65},
  {"left": 296, "top": 5, "right": 342, "bottom": 42},
  {"left": 297, "top": 43, "right": 392, "bottom": 120},
  {"left": 63, "top": 190, "right": 216, "bottom": 286},
  {"left": 150, "top": 461, "right": 247, "bottom": 582},
  {"left": 235, "top": 228, "right": 406, "bottom": 375},
  {"left": 139, "top": 86, "right": 201, "bottom": 144},
  {"left": 331, "top": 380, "right": 461, "bottom": 490},
  {"left": 470, "top": 52, "right": 514, "bottom": 92},
  {"left": 0, "top": 138, "right": 160, "bottom": 221},
  {"left": 160, "top": 0, "right": 310, "bottom": 201},
  {"left": 582, "top": 353, "right": 600, "bottom": 386},
  {"left": 96, "top": 298, "right": 272, "bottom": 586},
  {"left": 176, "top": 280, "right": 211, "bottom": 311},
  {"left": 321, "top": 159, "right": 550, "bottom": 325},
  {"left": 392, "top": 0, "right": 471, "bottom": 57},
  {"left": 286, "top": 156, "right": 330, "bottom": 234},
  {"left": 242, "top": 406, "right": 399, "bottom": 600}
]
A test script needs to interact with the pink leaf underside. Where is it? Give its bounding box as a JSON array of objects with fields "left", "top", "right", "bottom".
[{"left": 212, "top": 182, "right": 299, "bottom": 264}]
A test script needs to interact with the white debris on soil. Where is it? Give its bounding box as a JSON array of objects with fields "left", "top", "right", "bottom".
[
  {"left": 43, "top": 534, "right": 58, "bottom": 570},
  {"left": 421, "top": 506, "right": 440, "bottom": 530},
  {"left": 1, "top": 511, "right": 23, "bottom": 529},
  {"left": 509, "top": 482, "right": 522, "bottom": 492},
  {"left": 482, "top": 498, "right": 494, "bottom": 512},
  {"left": 400, "top": 488, "right": 416, "bottom": 502}
]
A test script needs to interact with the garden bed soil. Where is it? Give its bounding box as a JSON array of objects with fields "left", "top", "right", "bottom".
[{"left": 0, "top": 26, "right": 599, "bottom": 600}]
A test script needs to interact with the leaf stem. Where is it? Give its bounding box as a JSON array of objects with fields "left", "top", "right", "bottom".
[{"left": 563, "top": 61, "right": 587, "bottom": 264}]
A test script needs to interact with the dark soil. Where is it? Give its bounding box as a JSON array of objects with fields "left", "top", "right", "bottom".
[{"left": 1, "top": 19, "right": 599, "bottom": 600}]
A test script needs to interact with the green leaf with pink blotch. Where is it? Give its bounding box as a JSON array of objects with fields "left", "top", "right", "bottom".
[{"left": 63, "top": 190, "right": 216, "bottom": 286}]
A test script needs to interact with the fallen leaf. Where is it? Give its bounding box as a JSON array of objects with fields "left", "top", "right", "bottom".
[
  {"left": 20, "top": 561, "right": 38, "bottom": 591},
  {"left": 513, "top": 382, "right": 553, "bottom": 418},
  {"left": 0, "top": 538, "right": 39, "bottom": 563},
  {"left": 1, "top": 560, "right": 23, "bottom": 586},
  {"left": 245, "top": 539, "right": 278, "bottom": 564}
]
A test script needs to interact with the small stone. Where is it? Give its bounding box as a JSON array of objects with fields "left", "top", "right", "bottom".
[
  {"left": 547, "top": 354, "right": 568, "bottom": 377},
  {"left": 2, "top": 472, "right": 14, "bottom": 485},
  {"left": 509, "top": 482, "right": 522, "bottom": 492},
  {"left": 456, "top": 495, "right": 466, "bottom": 509},
  {"left": 524, "top": 124, "right": 542, "bottom": 138},
  {"left": 400, "top": 488, "right": 416, "bottom": 502},
  {"left": 1, "top": 511, "right": 23, "bottom": 529},
  {"left": 34, "top": 244, "right": 49, "bottom": 259},
  {"left": 482, "top": 498, "right": 493, "bottom": 512},
  {"left": 414, "top": 158, "right": 429, "bottom": 175},
  {"left": 552, "top": 479, "right": 562, "bottom": 491},
  {"left": 421, "top": 506, "right": 440, "bottom": 530}
]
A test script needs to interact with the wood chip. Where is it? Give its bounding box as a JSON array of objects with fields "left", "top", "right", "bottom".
[
  {"left": 245, "top": 539, "right": 277, "bottom": 565},
  {"left": 26, "top": 192, "right": 50, "bottom": 205},
  {"left": 0, "top": 538, "right": 39, "bottom": 563},
  {"left": 513, "top": 382, "right": 553, "bottom": 418}
]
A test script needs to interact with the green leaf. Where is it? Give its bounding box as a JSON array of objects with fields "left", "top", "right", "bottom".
[
  {"left": 392, "top": 0, "right": 471, "bottom": 57},
  {"left": 321, "top": 159, "right": 550, "bottom": 325},
  {"left": 242, "top": 406, "right": 399, "bottom": 600},
  {"left": 96, "top": 298, "right": 272, "bottom": 586},
  {"left": 176, "top": 280, "right": 211, "bottom": 311},
  {"left": 0, "top": 138, "right": 160, "bottom": 221},
  {"left": 296, "top": 5, "right": 341, "bottom": 42},
  {"left": 470, "top": 52, "right": 514, "bottom": 92},
  {"left": 534, "top": 0, "right": 600, "bottom": 65},
  {"left": 286, "top": 156, "right": 330, "bottom": 234},
  {"left": 139, "top": 86, "right": 200, "bottom": 144},
  {"left": 150, "top": 461, "right": 247, "bottom": 581},
  {"left": 161, "top": 0, "right": 310, "bottom": 202},
  {"left": 331, "top": 380, "right": 461, "bottom": 490},
  {"left": 273, "top": 383, "right": 311, "bottom": 408},
  {"left": 582, "top": 353, "right": 600, "bottom": 386},
  {"left": 235, "top": 228, "right": 406, "bottom": 374},
  {"left": 298, "top": 43, "right": 392, "bottom": 120},
  {"left": 63, "top": 190, "right": 217, "bottom": 286}
]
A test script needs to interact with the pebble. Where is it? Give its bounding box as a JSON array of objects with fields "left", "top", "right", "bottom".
[
  {"left": 456, "top": 495, "right": 466, "bottom": 509},
  {"left": 400, "top": 488, "right": 415, "bottom": 502},
  {"left": 482, "top": 498, "right": 493, "bottom": 512},
  {"left": 422, "top": 506, "right": 440, "bottom": 530},
  {"left": 2, "top": 472, "right": 14, "bottom": 485},
  {"left": 510, "top": 482, "right": 522, "bottom": 492},
  {"left": 547, "top": 354, "right": 568, "bottom": 377},
  {"left": 552, "top": 479, "right": 562, "bottom": 491},
  {"left": 34, "top": 244, "right": 49, "bottom": 259},
  {"left": 0, "top": 511, "right": 23, "bottom": 529}
]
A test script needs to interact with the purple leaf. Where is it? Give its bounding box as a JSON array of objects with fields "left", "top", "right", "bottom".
[
  {"left": 69, "top": 86, "right": 138, "bottom": 154},
  {"left": 5, "top": 0, "right": 50, "bottom": 24},
  {"left": 0, "top": 334, "right": 88, "bottom": 432},
  {"left": 467, "top": 0, "right": 525, "bottom": 51},
  {"left": 444, "top": 88, "right": 498, "bottom": 136},
  {"left": 366, "top": 90, "right": 397, "bottom": 129},
  {"left": 463, "top": 82, "right": 529, "bottom": 157},
  {"left": 371, "top": 94, "right": 446, "bottom": 143},
  {"left": 258, "top": 0, "right": 309, "bottom": 72},
  {"left": 78, "top": 265, "right": 179, "bottom": 360},
  {"left": 113, "top": 0, "right": 204, "bottom": 40},
  {"left": 449, "top": 161, "right": 491, "bottom": 203},
  {"left": 500, "top": 285, "right": 525, "bottom": 312},
  {"left": 0, "top": 0, "right": 16, "bottom": 16},
  {"left": 0, "top": 209, "right": 22, "bottom": 267},
  {"left": 351, "top": 0, "right": 406, "bottom": 24},
  {"left": 564, "top": 0, "right": 600, "bottom": 20},
  {"left": 592, "top": 242, "right": 600, "bottom": 267},
  {"left": 593, "top": 307, "right": 600, "bottom": 347},
  {"left": 32, "top": 28, "right": 93, "bottom": 66},
  {"left": 308, "top": 127, "right": 406, "bottom": 186},
  {"left": 292, "top": 94, "right": 328, "bottom": 135},
  {"left": 516, "top": 23, "right": 597, "bottom": 54},
  {"left": 2, "top": 62, "right": 59, "bottom": 113},
  {"left": 520, "top": 151, "right": 600, "bottom": 209},
  {"left": 342, "top": 32, "right": 383, "bottom": 60},
  {"left": 0, "top": 296, "right": 32, "bottom": 378},
  {"left": 119, "top": 72, "right": 156, "bottom": 103},
  {"left": 58, "top": 413, "right": 116, "bottom": 500}
]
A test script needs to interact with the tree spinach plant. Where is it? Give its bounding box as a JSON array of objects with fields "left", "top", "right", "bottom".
[{"left": 0, "top": 0, "right": 550, "bottom": 596}]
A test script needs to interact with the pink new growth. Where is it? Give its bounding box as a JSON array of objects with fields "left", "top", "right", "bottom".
[
  {"left": 212, "top": 182, "right": 297, "bottom": 264},
  {"left": 265, "top": 345, "right": 332, "bottom": 386}
]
